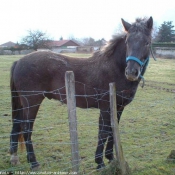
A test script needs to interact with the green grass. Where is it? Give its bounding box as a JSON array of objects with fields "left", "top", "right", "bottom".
[{"left": 0, "top": 54, "right": 175, "bottom": 174}]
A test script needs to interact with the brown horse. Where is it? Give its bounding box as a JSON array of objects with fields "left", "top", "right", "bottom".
[{"left": 10, "top": 17, "right": 153, "bottom": 170}]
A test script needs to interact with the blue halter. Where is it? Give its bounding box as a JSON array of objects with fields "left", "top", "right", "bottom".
[
  {"left": 126, "top": 56, "right": 150, "bottom": 87},
  {"left": 126, "top": 56, "right": 149, "bottom": 67}
]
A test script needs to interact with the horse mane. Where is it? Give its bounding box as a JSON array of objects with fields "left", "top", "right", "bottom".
[
  {"left": 92, "top": 17, "right": 152, "bottom": 58},
  {"left": 97, "top": 33, "right": 126, "bottom": 58},
  {"left": 129, "top": 17, "right": 152, "bottom": 36}
]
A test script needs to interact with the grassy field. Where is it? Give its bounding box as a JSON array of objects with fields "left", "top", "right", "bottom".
[{"left": 0, "top": 53, "right": 175, "bottom": 175}]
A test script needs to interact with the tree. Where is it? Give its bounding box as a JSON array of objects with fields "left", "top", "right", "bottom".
[
  {"left": 152, "top": 22, "right": 159, "bottom": 42},
  {"left": 79, "top": 37, "right": 106, "bottom": 46},
  {"left": 4, "top": 43, "right": 24, "bottom": 55},
  {"left": 115, "top": 23, "right": 123, "bottom": 34},
  {"left": 81, "top": 37, "right": 95, "bottom": 46},
  {"left": 21, "top": 30, "right": 52, "bottom": 50},
  {"left": 155, "top": 21, "right": 175, "bottom": 42}
]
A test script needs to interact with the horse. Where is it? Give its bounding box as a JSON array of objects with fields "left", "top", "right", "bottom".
[{"left": 10, "top": 17, "right": 153, "bottom": 170}]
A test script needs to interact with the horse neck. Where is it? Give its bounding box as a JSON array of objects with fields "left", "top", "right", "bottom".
[{"left": 110, "top": 38, "right": 127, "bottom": 69}]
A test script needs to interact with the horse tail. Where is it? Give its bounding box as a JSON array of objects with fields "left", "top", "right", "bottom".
[{"left": 10, "top": 61, "right": 25, "bottom": 151}]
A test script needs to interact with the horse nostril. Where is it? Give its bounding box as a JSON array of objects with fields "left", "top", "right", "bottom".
[
  {"left": 125, "top": 70, "right": 128, "bottom": 76},
  {"left": 131, "top": 68, "right": 138, "bottom": 77},
  {"left": 125, "top": 68, "right": 129, "bottom": 76},
  {"left": 134, "top": 69, "right": 138, "bottom": 76}
]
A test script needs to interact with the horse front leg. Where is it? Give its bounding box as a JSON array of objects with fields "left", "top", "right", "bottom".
[
  {"left": 105, "top": 133, "right": 113, "bottom": 162},
  {"left": 95, "top": 110, "right": 111, "bottom": 169},
  {"left": 104, "top": 107, "right": 124, "bottom": 163}
]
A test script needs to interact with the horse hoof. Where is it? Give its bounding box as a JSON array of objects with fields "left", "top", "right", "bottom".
[
  {"left": 10, "top": 155, "right": 20, "bottom": 165},
  {"left": 105, "top": 154, "right": 114, "bottom": 163},
  {"left": 31, "top": 163, "right": 40, "bottom": 171},
  {"left": 96, "top": 162, "right": 105, "bottom": 170},
  {"left": 108, "top": 158, "right": 114, "bottom": 164},
  {"left": 31, "top": 165, "right": 40, "bottom": 171}
]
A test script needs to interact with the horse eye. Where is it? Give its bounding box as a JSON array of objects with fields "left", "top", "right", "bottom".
[{"left": 145, "top": 42, "right": 150, "bottom": 47}]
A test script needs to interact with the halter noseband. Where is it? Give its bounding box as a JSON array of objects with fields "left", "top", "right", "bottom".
[
  {"left": 126, "top": 56, "right": 150, "bottom": 87},
  {"left": 126, "top": 56, "right": 149, "bottom": 67}
]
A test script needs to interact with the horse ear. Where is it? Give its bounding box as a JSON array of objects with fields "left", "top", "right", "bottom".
[
  {"left": 147, "top": 16, "right": 153, "bottom": 30},
  {"left": 121, "top": 18, "right": 131, "bottom": 32}
]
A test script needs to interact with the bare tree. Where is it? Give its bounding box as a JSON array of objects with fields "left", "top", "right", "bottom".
[
  {"left": 81, "top": 37, "right": 95, "bottom": 46},
  {"left": 152, "top": 22, "right": 159, "bottom": 42},
  {"left": 21, "top": 30, "right": 52, "bottom": 51},
  {"left": 78, "top": 37, "right": 106, "bottom": 46},
  {"left": 114, "top": 23, "right": 124, "bottom": 34}
]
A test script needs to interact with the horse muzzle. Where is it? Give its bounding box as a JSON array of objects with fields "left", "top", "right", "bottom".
[
  {"left": 125, "top": 56, "right": 149, "bottom": 81},
  {"left": 125, "top": 67, "right": 140, "bottom": 81}
]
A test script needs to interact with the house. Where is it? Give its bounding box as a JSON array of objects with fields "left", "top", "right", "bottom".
[
  {"left": 0, "top": 41, "right": 16, "bottom": 48},
  {"left": 40, "top": 40, "right": 80, "bottom": 53},
  {"left": 0, "top": 41, "right": 33, "bottom": 55}
]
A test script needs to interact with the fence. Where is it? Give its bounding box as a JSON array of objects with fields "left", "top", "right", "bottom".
[
  {"left": 0, "top": 49, "right": 35, "bottom": 55},
  {"left": 153, "top": 47, "right": 175, "bottom": 58},
  {"left": 151, "top": 43, "right": 175, "bottom": 58},
  {"left": 65, "top": 71, "right": 127, "bottom": 174},
  {"left": 0, "top": 71, "right": 175, "bottom": 174}
]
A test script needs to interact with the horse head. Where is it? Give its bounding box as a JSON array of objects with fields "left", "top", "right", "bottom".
[{"left": 122, "top": 17, "right": 153, "bottom": 82}]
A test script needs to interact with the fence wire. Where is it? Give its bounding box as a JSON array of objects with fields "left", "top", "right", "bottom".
[{"left": 0, "top": 79, "right": 175, "bottom": 174}]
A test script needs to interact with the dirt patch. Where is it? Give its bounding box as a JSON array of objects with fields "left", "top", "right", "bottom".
[
  {"left": 100, "top": 159, "right": 131, "bottom": 175},
  {"left": 145, "top": 80, "right": 175, "bottom": 93}
]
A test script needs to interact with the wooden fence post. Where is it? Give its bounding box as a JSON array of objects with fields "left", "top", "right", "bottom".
[
  {"left": 109, "top": 82, "right": 126, "bottom": 175},
  {"left": 65, "top": 71, "right": 80, "bottom": 173}
]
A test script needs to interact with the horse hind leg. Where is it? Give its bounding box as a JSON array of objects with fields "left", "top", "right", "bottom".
[
  {"left": 22, "top": 118, "right": 40, "bottom": 170},
  {"left": 10, "top": 109, "right": 23, "bottom": 165},
  {"left": 19, "top": 95, "right": 44, "bottom": 170}
]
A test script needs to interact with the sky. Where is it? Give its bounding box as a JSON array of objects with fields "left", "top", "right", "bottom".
[{"left": 0, "top": 0, "right": 175, "bottom": 44}]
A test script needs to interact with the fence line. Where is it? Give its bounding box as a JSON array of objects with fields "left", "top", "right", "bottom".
[{"left": 0, "top": 76, "right": 175, "bottom": 174}]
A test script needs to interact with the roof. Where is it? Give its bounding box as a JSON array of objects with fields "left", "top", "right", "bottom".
[
  {"left": 47, "top": 40, "right": 80, "bottom": 47},
  {"left": 0, "top": 41, "right": 16, "bottom": 47}
]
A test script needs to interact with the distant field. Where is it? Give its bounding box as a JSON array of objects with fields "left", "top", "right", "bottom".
[{"left": 0, "top": 53, "right": 175, "bottom": 175}]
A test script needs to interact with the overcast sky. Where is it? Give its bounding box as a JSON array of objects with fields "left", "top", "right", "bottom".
[{"left": 0, "top": 0, "right": 175, "bottom": 44}]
